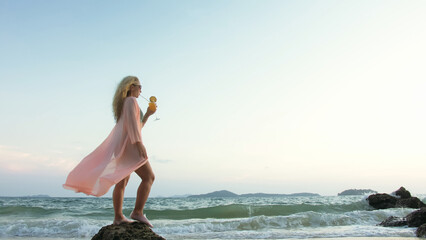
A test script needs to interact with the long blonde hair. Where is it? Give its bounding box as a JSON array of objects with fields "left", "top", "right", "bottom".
[{"left": 112, "top": 76, "right": 140, "bottom": 122}]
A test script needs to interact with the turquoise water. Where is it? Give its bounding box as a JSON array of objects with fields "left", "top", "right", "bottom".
[{"left": 0, "top": 195, "right": 424, "bottom": 239}]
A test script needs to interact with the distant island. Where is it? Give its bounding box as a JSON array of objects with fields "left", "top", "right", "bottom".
[
  {"left": 338, "top": 189, "right": 377, "bottom": 196},
  {"left": 188, "top": 190, "right": 320, "bottom": 198},
  {"left": 0, "top": 194, "right": 51, "bottom": 198}
]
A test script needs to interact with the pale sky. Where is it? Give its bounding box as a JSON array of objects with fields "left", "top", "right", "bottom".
[{"left": 0, "top": 0, "right": 425, "bottom": 197}]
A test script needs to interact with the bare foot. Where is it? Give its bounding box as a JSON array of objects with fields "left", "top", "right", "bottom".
[
  {"left": 113, "top": 217, "right": 134, "bottom": 225},
  {"left": 130, "top": 211, "right": 153, "bottom": 228}
]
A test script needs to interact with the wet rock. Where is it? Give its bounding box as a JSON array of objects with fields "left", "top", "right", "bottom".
[
  {"left": 367, "top": 187, "right": 425, "bottom": 210},
  {"left": 416, "top": 223, "right": 426, "bottom": 238},
  {"left": 394, "top": 187, "right": 411, "bottom": 199},
  {"left": 367, "top": 193, "right": 397, "bottom": 209},
  {"left": 396, "top": 197, "right": 426, "bottom": 209},
  {"left": 91, "top": 222, "right": 165, "bottom": 240},
  {"left": 371, "top": 187, "right": 426, "bottom": 236},
  {"left": 379, "top": 216, "right": 407, "bottom": 227},
  {"left": 406, "top": 208, "right": 426, "bottom": 227}
]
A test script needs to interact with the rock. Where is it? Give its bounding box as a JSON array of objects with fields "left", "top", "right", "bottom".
[
  {"left": 394, "top": 187, "right": 412, "bottom": 199},
  {"left": 396, "top": 197, "right": 426, "bottom": 209},
  {"left": 367, "top": 194, "right": 397, "bottom": 209},
  {"left": 416, "top": 223, "right": 426, "bottom": 238},
  {"left": 91, "top": 222, "right": 165, "bottom": 240},
  {"left": 379, "top": 216, "right": 407, "bottom": 227},
  {"left": 367, "top": 187, "right": 425, "bottom": 209},
  {"left": 369, "top": 187, "right": 426, "bottom": 235},
  {"left": 406, "top": 208, "right": 426, "bottom": 227}
]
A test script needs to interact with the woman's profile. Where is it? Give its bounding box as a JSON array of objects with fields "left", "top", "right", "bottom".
[{"left": 63, "top": 76, "right": 156, "bottom": 227}]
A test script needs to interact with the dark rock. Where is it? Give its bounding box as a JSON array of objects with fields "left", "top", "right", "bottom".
[
  {"left": 406, "top": 208, "right": 426, "bottom": 227},
  {"left": 367, "top": 187, "right": 425, "bottom": 209},
  {"left": 396, "top": 197, "right": 426, "bottom": 209},
  {"left": 367, "top": 194, "right": 397, "bottom": 209},
  {"left": 416, "top": 223, "right": 426, "bottom": 238},
  {"left": 379, "top": 216, "right": 407, "bottom": 227},
  {"left": 394, "top": 187, "right": 411, "bottom": 199},
  {"left": 91, "top": 222, "right": 165, "bottom": 240}
]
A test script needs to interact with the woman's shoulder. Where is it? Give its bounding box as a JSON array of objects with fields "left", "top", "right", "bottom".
[
  {"left": 124, "top": 97, "right": 139, "bottom": 108},
  {"left": 124, "top": 96, "right": 137, "bottom": 103}
]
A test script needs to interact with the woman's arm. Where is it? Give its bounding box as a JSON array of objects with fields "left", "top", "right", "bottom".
[
  {"left": 141, "top": 107, "right": 156, "bottom": 128},
  {"left": 136, "top": 103, "right": 156, "bottom": 158},
  {"left": 137, "top": 107, "right": 156, "bottom": 158},
  {"left": 124, "top": 98, "right": 154, "bottom": 159}
]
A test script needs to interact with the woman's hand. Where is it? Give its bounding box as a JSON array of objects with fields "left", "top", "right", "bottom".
[
  {"left": 137, "top": 142, "right": 148, "bottom": 159},
  {"left": 141, "top": 106, "right": 156, "bottom": 126},
  {"left": 145, "top": 106, "right": 156, "bottom": 117}
]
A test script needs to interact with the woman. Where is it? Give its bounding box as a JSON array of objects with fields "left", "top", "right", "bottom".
[{"left": 63, "top": 76, "right": 156, "bottom": 227}]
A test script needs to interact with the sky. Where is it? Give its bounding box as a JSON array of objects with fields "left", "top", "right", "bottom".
[{"left": 0, "top": 0, "right": 425, "bottom": 197}]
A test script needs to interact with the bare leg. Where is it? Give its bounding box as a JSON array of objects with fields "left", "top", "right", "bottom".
[
  {"left": 113, "top": 176, "right": 133, "bottom": 225},
  {"left": 130, "top": 161, "right": 155, "bottom": 227}
]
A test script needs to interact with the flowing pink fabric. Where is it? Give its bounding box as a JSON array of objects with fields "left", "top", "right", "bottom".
[{"left": 63, "top": 97, "right": 147, "bottom": 197}]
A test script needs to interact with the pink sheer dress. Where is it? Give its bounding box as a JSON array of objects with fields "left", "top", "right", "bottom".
[{"left": 63, "top": 97, "right": 148, "bottom": 197}]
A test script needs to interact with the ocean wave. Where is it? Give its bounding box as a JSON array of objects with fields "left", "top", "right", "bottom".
[
  {"left": 0, "top": 218, "right": 107, "bottom": 238},
  {"left": 1, "top": 200, "right": 370, "bottom": 219},
  {"left": 155, "top": 207, "right": 414, "bottom": 233},
  {"left": 0, "top": 207, "right": 415, "bottom": 238},
  {"left": 0, "top": 206, "right": 61, "bottom": 217},
  {"left": 0, "top": 196, "right": 422, "bottom": 238},
  {"left": 0, "top": 198, "right": 394, "bottom": 221},
  {"left": 144, "top": 201, "right": 371, "bottom": 220},
  {"left": 154, "top": 208, "right": 417, "bottom": 239},
  {"left": 0, "top": 205, "right": 114, "bottom": 219}
]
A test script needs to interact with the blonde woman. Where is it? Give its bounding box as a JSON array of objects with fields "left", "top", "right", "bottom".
[{"left": 64, "top": 76, "right": 156, "bottom": 227}]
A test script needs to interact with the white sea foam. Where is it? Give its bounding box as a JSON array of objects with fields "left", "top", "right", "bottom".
[
  {"left": 153, "top": 207, "right": 417, "bottom": 239},
  {"left": 157, "top": 225, "right": 416, "bottom": 239},
  {"left": 0, "top": 218, "right": 108, "bottom": 238}
]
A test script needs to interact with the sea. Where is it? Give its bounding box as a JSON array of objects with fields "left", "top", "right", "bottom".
[{"left": 0, "top": 195, "right": 425, "bottom": 240}]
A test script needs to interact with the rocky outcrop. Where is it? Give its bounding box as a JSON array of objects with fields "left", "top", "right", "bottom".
[
  {"left": 406, "top": 208, "right": 426, "bottom": 227},
  {"left": 379, "top": 216, "right": 407, "bottom": 227},
  {"left": 368, "top": 187, "right": 426, "bottom": 238},
  {"left": 394, "top": 187, "right": 411, "bottom": 199},
  {"left": 396, "top": 198, "right": 426, "bottom": 209},
  {"left": 417, "top": 224, "right": 426, "bottom": 238},
  {"left": 367, "top": 187, "right": 425, "bottom": 209},
  {"left": 91, "top": 222, "right": 165, "bottom": 240},
  {"left": 367, "top": 193, "right": 397, "bottom": 209}
]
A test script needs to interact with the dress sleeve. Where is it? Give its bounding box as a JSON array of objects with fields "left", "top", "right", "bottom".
[{"left": 123, "top": 97, "right": 142, "bottom": 144}]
